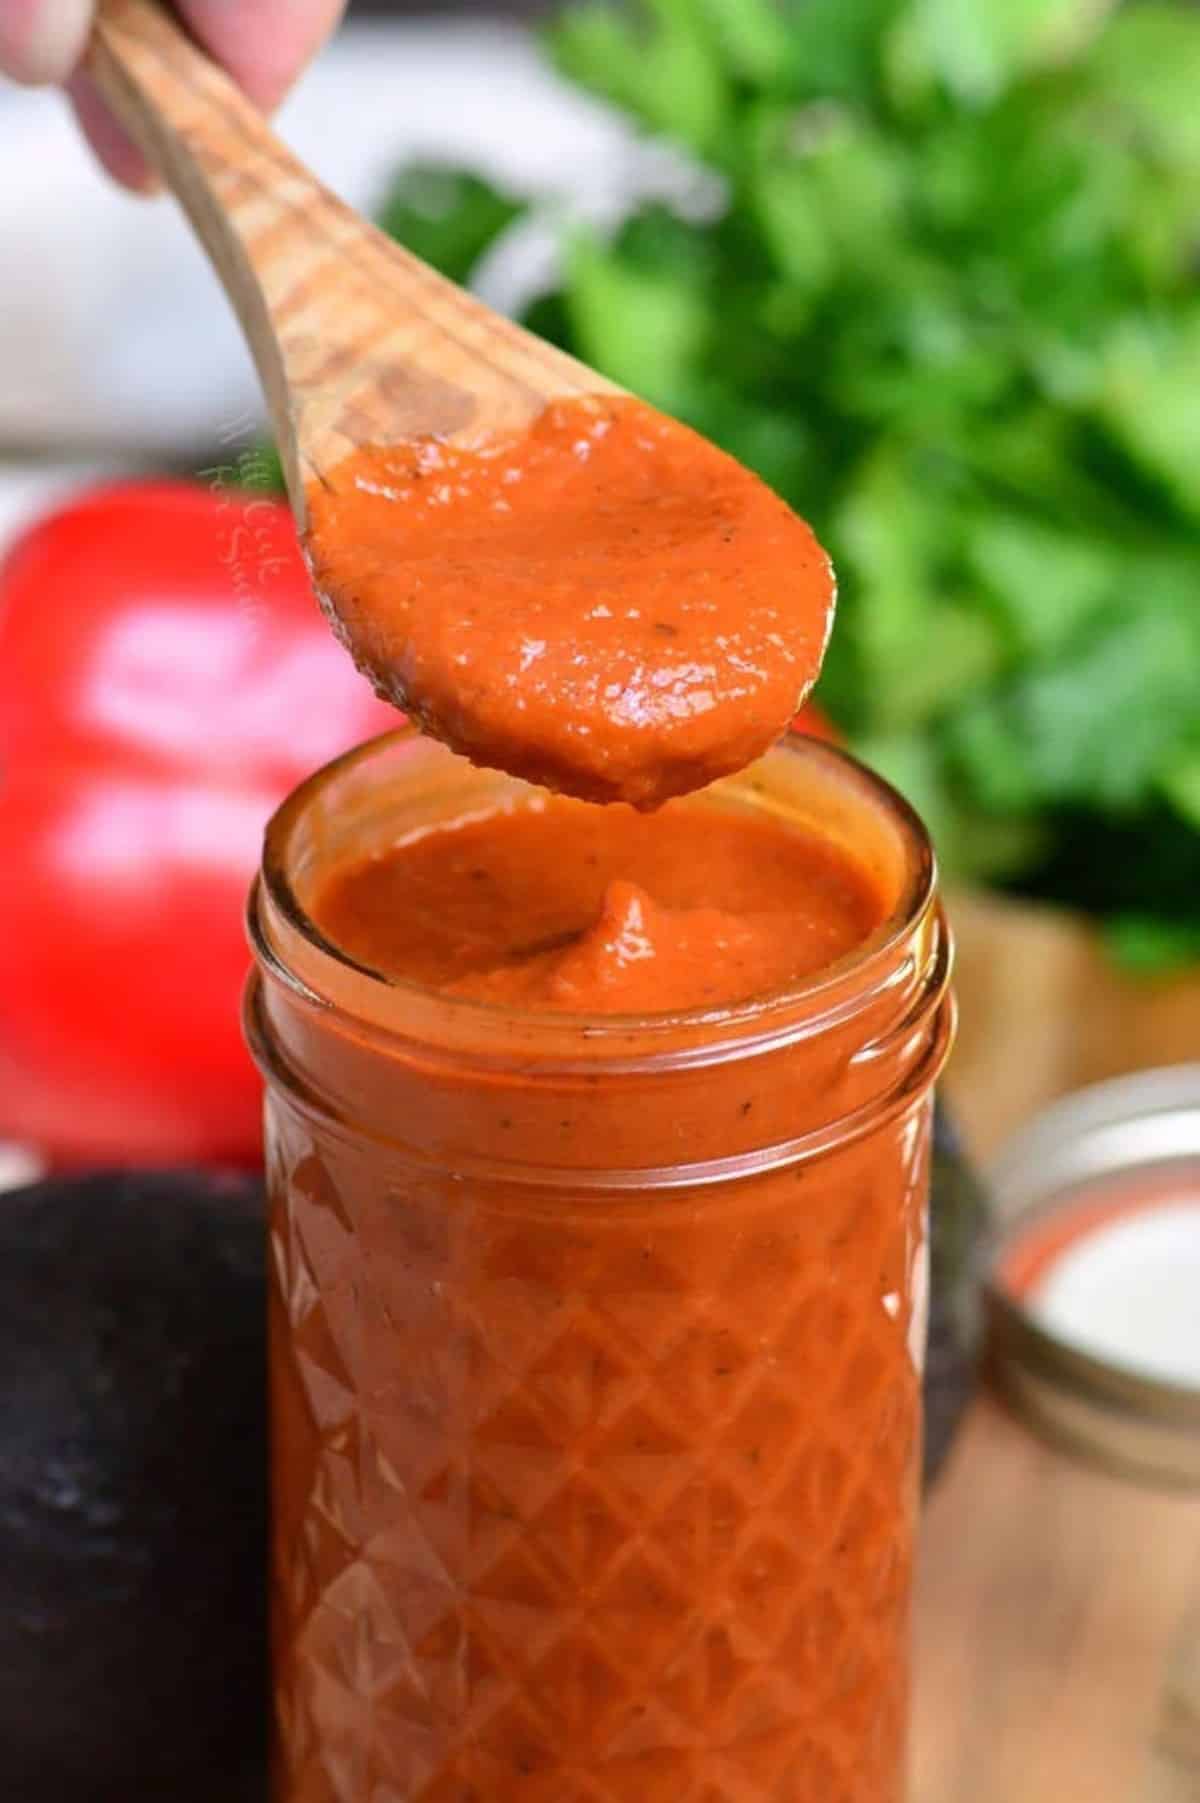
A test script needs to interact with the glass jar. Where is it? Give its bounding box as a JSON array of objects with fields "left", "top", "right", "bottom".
[{"left": 246, "top": 728, "right": 953, "bottom": 1803}]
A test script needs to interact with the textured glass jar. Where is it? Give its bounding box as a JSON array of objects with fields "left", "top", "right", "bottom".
[{"left": 246, "top": 729, "right": 953, "bottom": 1803}]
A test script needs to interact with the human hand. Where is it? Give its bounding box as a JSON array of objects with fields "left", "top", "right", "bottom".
[{"left": 0, "top": 0, "right": 347, "bottom": 187}]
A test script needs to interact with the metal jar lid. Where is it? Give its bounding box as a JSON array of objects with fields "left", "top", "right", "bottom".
[{"left": 985, "top": 1065, "right": 1200, "bottom": 1489}]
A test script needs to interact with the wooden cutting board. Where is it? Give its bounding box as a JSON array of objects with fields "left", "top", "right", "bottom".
[{"left": 913, "top": 890, "right": 1200, "bottom": 1803}]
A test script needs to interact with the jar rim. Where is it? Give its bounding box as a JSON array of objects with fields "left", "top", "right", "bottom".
[{"left": 254, "top": 726, "right": 940, "bottom": 1057}]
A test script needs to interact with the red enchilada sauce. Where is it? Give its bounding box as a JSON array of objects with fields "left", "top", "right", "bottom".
[
  {"left": 263, "top": 380, "right": 947, "bottom": 1802},
  {"left": 311, "top": 796, "right": 884, "bottom": 1014},
  {"left": 304, "top": 396, "right": 835, "bottom": 807},
  {"left": 260, "top": 742, "right": 947, "bottom": 1803}
]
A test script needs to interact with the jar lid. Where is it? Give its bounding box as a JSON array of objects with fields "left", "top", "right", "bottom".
[{"left": 985, "top": 1065, "right": 1200, "bottom": 1490}]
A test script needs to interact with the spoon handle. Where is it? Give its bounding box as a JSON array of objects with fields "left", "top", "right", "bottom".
[
  {"left": 86, "top": 0, "right": 605, "bottom": 513},
  {"left": 88, "top": 0, "right": 333, "bottom": 500}
]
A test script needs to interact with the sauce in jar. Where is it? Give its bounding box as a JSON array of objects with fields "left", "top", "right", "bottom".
[
  {"left": 310, "top": 793, "right": 885, "bottom": 1015},
  {"left": 249, "top": 730, "right": 953, "bottom": 1803}
]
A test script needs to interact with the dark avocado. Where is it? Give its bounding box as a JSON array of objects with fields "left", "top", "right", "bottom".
[
  {"left": 925, "top": 1099, "right": 990, "bottom": 1485},
  {"left": 0, "top": 1169, "right": 266, "bottom": 1802}
]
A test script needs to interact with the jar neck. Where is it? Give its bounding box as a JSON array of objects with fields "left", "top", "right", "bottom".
[
  {"left": 248, "top": 903, "right": 951, "bottom": 1189},
  {"left": 246, "top": 731, "right": 953, "bottom": 1185}
]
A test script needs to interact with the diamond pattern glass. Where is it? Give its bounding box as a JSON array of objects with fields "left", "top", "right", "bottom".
[{"left": 267, "top": 1104, "right": 929, "bottom": 1803}]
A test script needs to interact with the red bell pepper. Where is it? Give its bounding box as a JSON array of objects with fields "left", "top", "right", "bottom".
[{"left": 0, "top": 481, "right": 397, "bottom": 1167}]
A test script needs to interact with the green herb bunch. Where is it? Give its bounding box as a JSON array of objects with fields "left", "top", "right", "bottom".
[{"left": 377, "top": 0, "right": 1200, "bottom": 965}]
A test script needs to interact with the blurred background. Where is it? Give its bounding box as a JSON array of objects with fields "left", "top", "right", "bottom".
[{"left": 1, "top": 6, "right": 1199, "bottom": 1802}]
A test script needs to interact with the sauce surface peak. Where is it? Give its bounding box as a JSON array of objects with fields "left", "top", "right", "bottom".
[
  {"left": 310, "top": 794, "right": 885, "bottom": 1015},
  {"left": 304, "top": 396, "right": 835, "bottom": 808}
]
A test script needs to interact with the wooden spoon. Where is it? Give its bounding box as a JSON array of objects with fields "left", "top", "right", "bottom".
[
  {"left": 86, "top": 0, "right": 614, "bottom": 521},
  {"left": 86, "top": 0, "right": 836, "bottom": 807}
]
